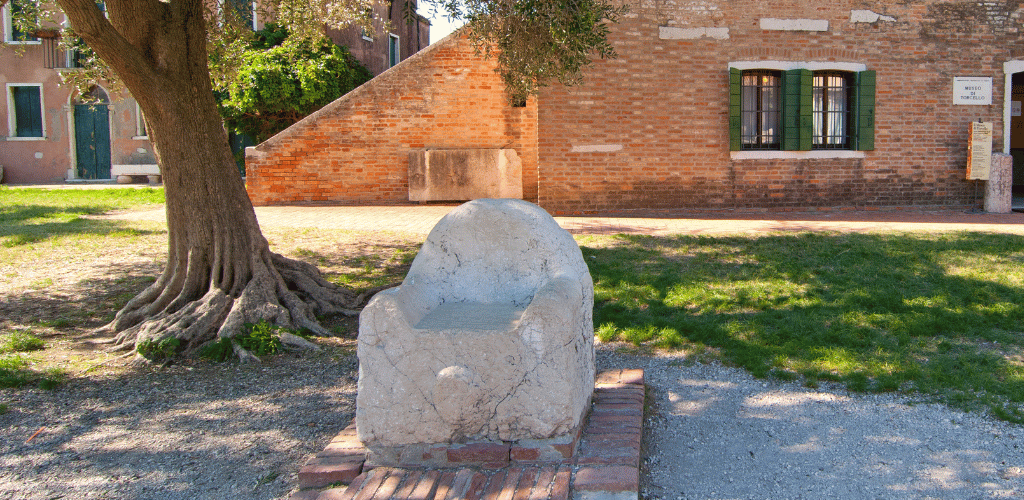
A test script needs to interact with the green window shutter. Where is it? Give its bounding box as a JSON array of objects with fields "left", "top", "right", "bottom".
[
  {"left": 782, "top": 69, "right": 812, "bottom": 151},
  {"left": 729, "top": 68, "right": 742, "bottom": 151},
  {"left": 13, "top": 86, "right": 43, "bottom": 137},
  {"left": 853, "top": 70, "right": 876, "bottom": 151},
  {"left": 782, "top": 70, "right": 800, "bottom": 151},
  {"left": 10, "top": 0, "right": 39, "bottom": 42}
]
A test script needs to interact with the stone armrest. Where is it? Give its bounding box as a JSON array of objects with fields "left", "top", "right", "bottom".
[{"left": 520, "top": 274, "right": 584, "bottom": 336}]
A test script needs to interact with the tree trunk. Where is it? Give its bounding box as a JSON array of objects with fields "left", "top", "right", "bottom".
[{"left": 57, "top": 0, "right": 369, "bottom": 361}]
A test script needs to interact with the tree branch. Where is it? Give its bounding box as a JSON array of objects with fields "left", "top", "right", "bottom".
[{"left": 55, "top": 0, "right": 164, "bottom": 92}]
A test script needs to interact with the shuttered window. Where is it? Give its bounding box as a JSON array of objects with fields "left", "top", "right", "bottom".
[
  {"left": 388, "top": 33, "right": 400, "bottom": 68},
  {"left": 225, "top": 0, "right": 254, "bottom": 30},
  {"left": 730, "top": 68, "right": 875, "bottom": 152},
  {"left": 11, "top": 85, "right": 44, "bottom": 138},
  {"left": 6, "top": 0, "right": 38, "bottom": 43}
]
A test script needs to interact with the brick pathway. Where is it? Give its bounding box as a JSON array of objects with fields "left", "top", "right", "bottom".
[
  {"left": 109, "top": 204, "right": 1024, "bottom": 236},
  {"left": 290, "top": 369, "right": 645, "bottom": 500}
]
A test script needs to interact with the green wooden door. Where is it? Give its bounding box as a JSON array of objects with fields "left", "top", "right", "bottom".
[{"left": 74, "top": 104, "right": 111, "bottom": 180}]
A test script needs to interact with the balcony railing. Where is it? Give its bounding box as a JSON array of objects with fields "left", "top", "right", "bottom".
[{"left": 42, "top": 36, "right": 83, "bottom": 70}]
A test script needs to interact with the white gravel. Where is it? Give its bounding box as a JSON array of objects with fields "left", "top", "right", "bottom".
[
  {"left": 2, "top": 344, "right": 1021, "bottom": 500},
  {"left": 595, "top": 348, "right": 1024, "bottom": 500},
  {"left": 0, "top": 351, "right": 359, "bottom": 500}
]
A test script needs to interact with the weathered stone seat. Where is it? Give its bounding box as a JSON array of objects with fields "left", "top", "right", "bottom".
[{"left": 356, "top": 198, "right": 595, "bottom": 463}]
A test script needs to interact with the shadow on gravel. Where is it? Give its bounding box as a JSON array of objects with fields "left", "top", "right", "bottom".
[
  {"left": 0, "top": 261, "right": 163, "bottom": 336},
  {"left": 0, "top": 244, "right": 365, "bottom": 499},
  {"left": 0, "top": 343, "right": 358, "bottom": 499}
]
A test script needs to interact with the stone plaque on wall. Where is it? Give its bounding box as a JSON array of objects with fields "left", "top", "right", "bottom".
[
  {"left": 953, "top": 77, "right": 993, "bottom": 105},
  {"left": 409, "top": 149, "right": 523, "bottom": 202}
]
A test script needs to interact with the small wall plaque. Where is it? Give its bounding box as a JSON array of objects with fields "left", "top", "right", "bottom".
[{"left": 953, "top": 77, "right": 993, "bottom": 105}]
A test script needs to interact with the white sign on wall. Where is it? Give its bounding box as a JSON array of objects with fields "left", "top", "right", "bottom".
[
  {"left": 953, "top": 77, "right": 993, "bottom": 105},
  {"left": 1013, "top": 101, "right": 1022, "bottom": 117}
]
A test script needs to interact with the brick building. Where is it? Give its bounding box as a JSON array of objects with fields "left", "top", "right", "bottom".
[
  {"left": 0, "top": 0, "right": 427, "bottom": 184},
  {"left": 247, "top": 1, "right": 1024, "bottom": 213}
]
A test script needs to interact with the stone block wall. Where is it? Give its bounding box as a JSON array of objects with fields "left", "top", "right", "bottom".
[
  {"left": 246, "top": 35, "right": 539, "bottom": 205},
  {"left": 537, "top": 0, "right": 1024, "bottom": 213}
]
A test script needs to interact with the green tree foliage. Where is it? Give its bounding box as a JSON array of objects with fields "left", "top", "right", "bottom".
[
  {"left": 212, "top": 24, "right": 372, "bottom": 143},
  {"left": 443, "top": 0, "right": 627, "bottom": 103}
]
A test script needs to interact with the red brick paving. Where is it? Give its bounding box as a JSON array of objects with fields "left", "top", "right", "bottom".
[
  {"left": 291, "top": 369, "right": 645, "bottom": 500},
  {"left": 105, "top": 204, "right": 1024, "bottom": 237}
]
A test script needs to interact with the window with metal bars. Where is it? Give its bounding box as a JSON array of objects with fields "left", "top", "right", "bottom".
[
  {"left": 729, "top": 66, "right": 875, "bottom": 152},
  {"left": 740, "top": 70, "right": 782, "bottom": 150},
  {"left": 812, "top": 71, "right": 853, "bottom": 149}
]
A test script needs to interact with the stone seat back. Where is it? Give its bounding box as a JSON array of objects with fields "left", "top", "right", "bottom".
[{"left": 391, "top": 197, "right": 586, "bottom": 327}]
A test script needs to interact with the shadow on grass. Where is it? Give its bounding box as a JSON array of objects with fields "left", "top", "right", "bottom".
[
  {"left": 0, "top": 260, "right": 163, "bottom": 335},
  {"left": 0, "top": 204, "right": 165, "bottom": 247},
  {"left": 584, "top": 231, "right": 1024, "bottom": 421},
  {"left": 291, "top": 242, "right": 419, "bottom": 290}
]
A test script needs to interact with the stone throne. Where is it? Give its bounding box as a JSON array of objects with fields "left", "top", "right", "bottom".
[{"left": 356, "top": 198, "right": 595, "bottom": 465}]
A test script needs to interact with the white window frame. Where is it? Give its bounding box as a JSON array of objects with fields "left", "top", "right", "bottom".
[
  {"left": 388, "top": 33, "right": 400, "bottom": 68},
  {"left": 6, "top": 83, "right": 46, "bottom": 140},
  {"left": 217, "top": 0, "right": 257, "bottom": 30},
  {"left": 729, "top": 60, "right": 867, "bottom": 160},
  {"left": 133, "top": 101, "right": 148, "bottom": 139},
  {"left": 2, "top": 2, "right": 41, "bottom": 45}
]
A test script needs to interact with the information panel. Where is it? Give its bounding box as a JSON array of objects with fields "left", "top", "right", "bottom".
[{"left": 967, "top": 121, "right": 993, "bottom": 180}]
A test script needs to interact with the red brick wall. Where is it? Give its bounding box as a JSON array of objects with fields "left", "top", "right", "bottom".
[
  {"left": 246, "top": 35, "right": 539, "bottom": 205},
  {"left": 1, "top": 41, "right": 155, "bottom": 184},
  {"left": 326, "top": 1, "right": 431, "bottom": 77},
  {"left": 537, "top": 0, "right": 1021, "bottom": 213}
]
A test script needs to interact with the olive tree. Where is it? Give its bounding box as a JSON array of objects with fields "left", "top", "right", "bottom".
[{"left": 6, "top": 0, "right": 624, "bottom": 361}]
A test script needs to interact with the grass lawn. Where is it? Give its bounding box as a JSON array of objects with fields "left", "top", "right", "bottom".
[
  {"left": 2, "top": 186, "right": 1023, "bottom": 423},
  {"left": 581, "top": 232, "right": 1024, "bottom": 423},
  {"left": 0, "top": 186, "right": 166, "bottom": 248}
]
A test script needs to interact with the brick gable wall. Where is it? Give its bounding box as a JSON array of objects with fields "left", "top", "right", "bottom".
[{"left": 245, "top": 35, "right": 538, "bottom": 206}]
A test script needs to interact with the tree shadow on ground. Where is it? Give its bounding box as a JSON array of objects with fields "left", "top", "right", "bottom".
[
  {"left": 0, "top": 260, "right": 162, "bottom": 338},
  {"left": 0, "top": 256, "right": 361, "bottom": 500},
  {"left": 0, "top": 204, "right": 164, "bottom": 247},
  {"left": 0, "top": 346, "right": 358, "bottom": 500},
  {"left": 628, "top": 350, "right": 1024, "bottom": 500}
]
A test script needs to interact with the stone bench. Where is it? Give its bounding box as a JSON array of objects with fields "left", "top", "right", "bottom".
[{"left": 112, "top": 164, "right": 161, "bottom": 185}]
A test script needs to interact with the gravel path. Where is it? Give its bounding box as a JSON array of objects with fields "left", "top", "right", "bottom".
[
  {"left": 4, "top": 345, "right": 1021, "bottom": 499},
  {"left": 0, "top": 350, "right": 359, "bottom": 500},
  {"left": 597, "top": 349, "right": 1024, "bottom": 500}
]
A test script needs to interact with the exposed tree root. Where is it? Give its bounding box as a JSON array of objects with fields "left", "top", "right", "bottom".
[{"left": 104, "top": 251, "right": 388, "bottom": 364}]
